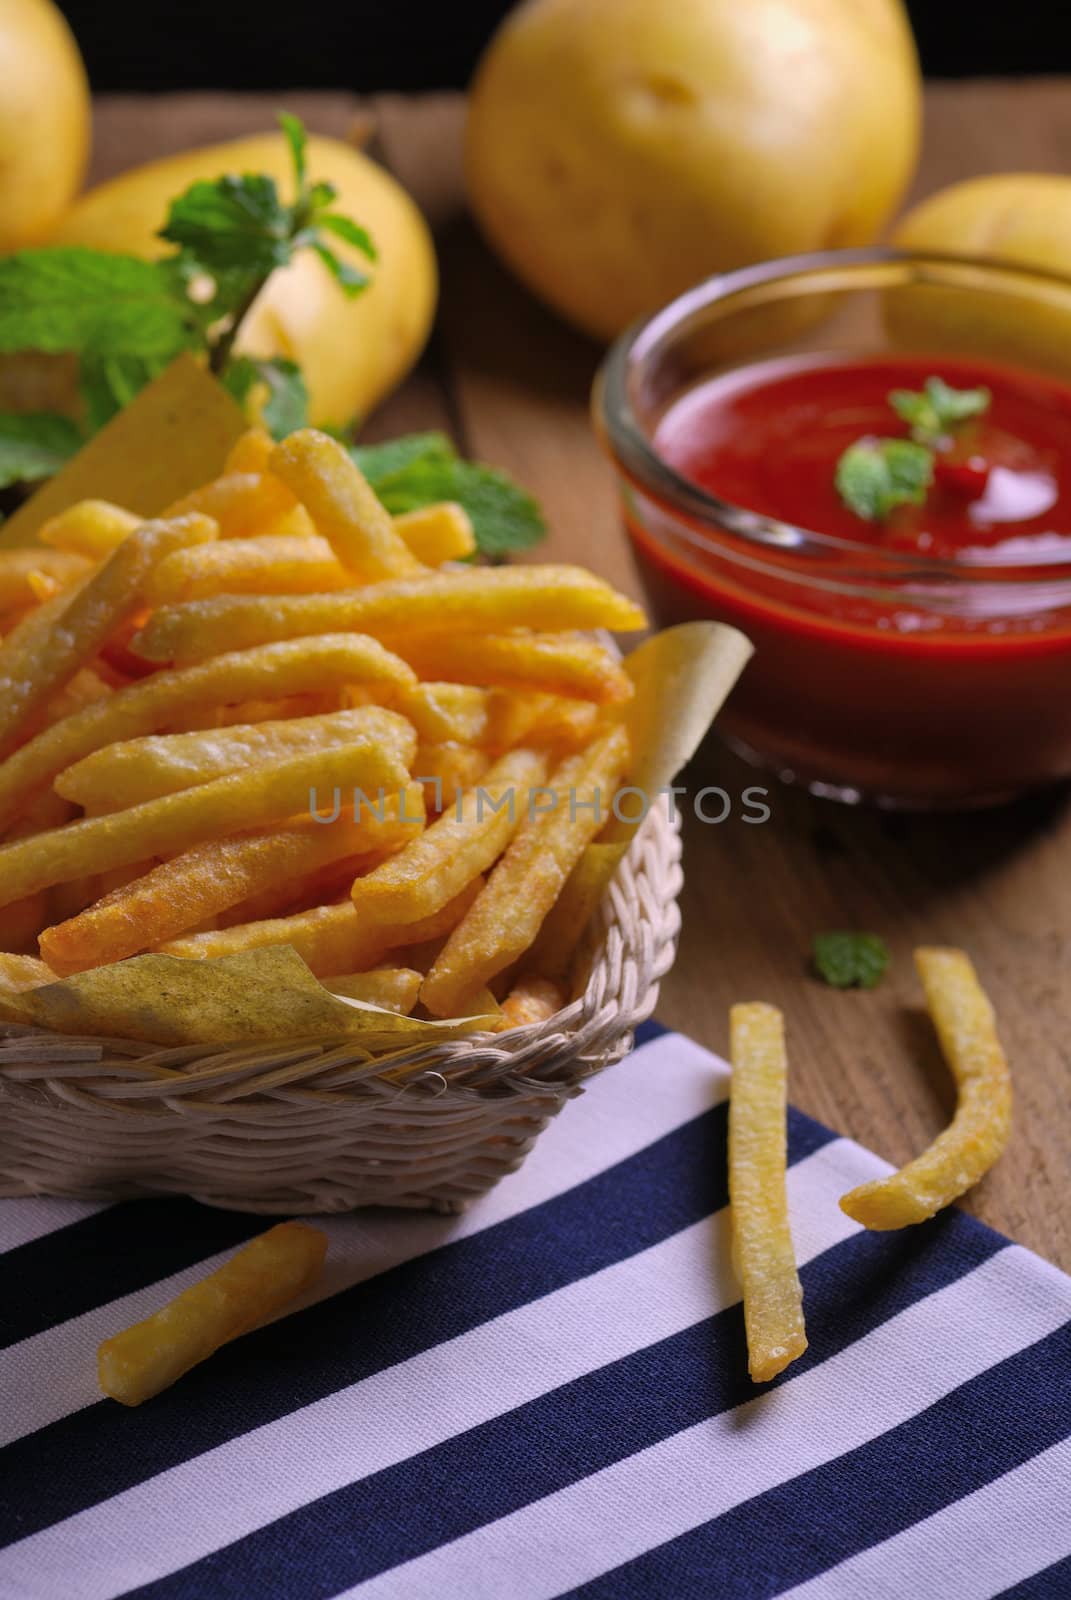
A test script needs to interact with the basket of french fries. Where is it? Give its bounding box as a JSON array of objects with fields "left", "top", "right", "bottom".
[{"left": 0, "top": 365, "right": 751, "bottom": 1214}]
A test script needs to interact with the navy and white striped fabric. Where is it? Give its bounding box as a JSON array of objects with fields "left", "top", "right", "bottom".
[{"left": 1, "top": 1020, "right": 1069, "bottom": 1599}]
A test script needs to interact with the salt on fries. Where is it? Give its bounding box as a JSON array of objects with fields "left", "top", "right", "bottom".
[
  {"left": 729, "top": 1003, "right": 807, "bottom": 1384},
  {"left": 98, "top": 1222, "right": 327, "bottom": 1406},
  {"left": 840, "top": 947, "right": 1012, "bottom": 1229}
]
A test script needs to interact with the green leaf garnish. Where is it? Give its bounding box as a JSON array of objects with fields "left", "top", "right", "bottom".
[
  {"left": 0, "top": 249, "right": 199, "bottom": 359},
  {"left": 813, "top": 932, "right": 890, "bottom": 990},
  {"left": 310, "top": 242, "right": 370, "bottom": 299},
  {"left": 224, "top": 356, "right": 309, "bottom": 440},
  {"left": 315, "top": 211, "right": 377, "bottom": 261},
  {"left": 160, "top": 175, "right": 293, "bottom": 275},
  {"left": 889, "top": 375, "right": 991, "bottom": 447},
  {"left": 353, "top": 432, "right": 546, "bottom": 557},
  {"left": 835, "top": 438, "right": 934, "bottom": 522},
  {"left": 0, "top": 413, "right": 83, "bottom": 489},
  {"left": 277, "top": 110, "right": 308, "bottom": 190}
]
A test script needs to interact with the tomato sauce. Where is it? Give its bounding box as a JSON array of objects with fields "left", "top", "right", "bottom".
[{"left": 626, "top": 353, "right": 1071, "bottom": 804}]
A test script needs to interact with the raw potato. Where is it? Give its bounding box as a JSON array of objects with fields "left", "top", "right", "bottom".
[
  {"left": 466, "top": 0, "right": 920, "bottom": 339},
  {"left": 0, "top": 0, "right": 89, "bottom": 250},
  {"left": 49, "top": 132, "right": 438, "bottom": 425}
]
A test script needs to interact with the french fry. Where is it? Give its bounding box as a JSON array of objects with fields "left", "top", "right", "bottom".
[
  {"left": 421, "top": 726, "right": 630, "bottom": 1016},
  {"left": 224, "top": 427, "right": 274, "bottom": 475},
  {"left": 528, "top": 839, "right": 629, "bottom": 983},
  {"left": 499, "top": 975, "right": 565, "bottom": 1029},
  {"left": 0, "top": 952, "right": 56, "bottom": 990},
  {"left": 483, "top": 689, "right": 600, "bottom": 753},
  {"left": 40, "top": 794, "right": 425, "bottom": 974},
  {"left": 160, "top": 877, "right": 485, "bottom": 977},
  {"left": 396, "top": 682, "right": 495, "bottom": 745},
  {"left": 0, "top": 548, "right": 91, "bottom": 610},
  {"left": 0, "top": 513, "right": 217, "bottom": 760},
  {"left": 132, "top": 566, "right": 648, "bottom": 665},
  {"left": 394, "top": 502, "right": 476, "bottom": 565},
  {"left": 98, "top": 1222, "right": 327, "bottom": 1406},
  {"left": 0, "top": 635, "right": 416, "bottom": 833},
  {"left": 38, "top": 501, "right": 142, "bottom": 559},
  {"left": 145, "top": 534, "right": 349, "bottom": 604},
  {"left": 270, "top": 429, "right": 424, "bottom": 581},
  {"left": 326, "top": 967, "right": 423, "bottom": 1014},
  {"left": 56, "top": 706, "right": 417, "bottom": 813},
  {"left": 840, "top": 948, "right": 1013, "bottom": 1229},
  {"left": 41, "top": 668, "right": 113, "bottom": 731},
  {"left": 165, "top": 472, "right": 296, "bottom": 536},
  {"left": 395, "top": 632, "right": 634, "bottom": 705},
  {"left": 0, "top": 738, "right": 411, "bottom": 908},
  {"left": 414, "top": 741, "right": 493, "bottom": 811},
  {"left": 353, "top": 747, "right": 547, "bottom": 927},
  {"left": 729, "top": 1002, "right": 808, "bottom": 1384}
]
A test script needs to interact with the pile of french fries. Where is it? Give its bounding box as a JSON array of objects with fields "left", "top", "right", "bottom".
[{"left": 0, "top": 426, "right": 650, "bottom": 1026}]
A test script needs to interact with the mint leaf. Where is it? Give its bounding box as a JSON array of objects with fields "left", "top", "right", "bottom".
[
  {"left": 160, "top": 176, "right": 291, "bottom": 275},
  {"left": 278, "top": 111, "right": 307, "bottom": 191},
  {"left": 813, "top": 932, "right": 889, "bottom": 990},
  {"left": 0, "top": 412, "right": 83, "bottom": 488},
  {"left": 0, "top": 249, "right": 196, "bottom": 360},
  {"left": 317, "top": 212, "right": 377, "bottom": 261},
  {"left": 311, "top": 242, "right": 370, "bottom": 298},
  {"left": 889, "top": 375, "right": 991, "bottom": 446},
  {"left": 835, "top": 438, "right": 933, "bottom": 522},
  {"left": 354, "top": 434, "right": 545, "bottom": 557},
  {"left": 224, "top": 356, "right": 309, "bottom": 440}
]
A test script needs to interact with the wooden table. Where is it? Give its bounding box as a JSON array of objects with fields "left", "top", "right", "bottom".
[{"left": 91, "top": 85, "right": 1071, "bottom": 1271}]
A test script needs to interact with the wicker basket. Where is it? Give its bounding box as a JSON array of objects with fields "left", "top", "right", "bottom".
[{"left": 0, "top": 799, "right": 682, "bottom": 1214}]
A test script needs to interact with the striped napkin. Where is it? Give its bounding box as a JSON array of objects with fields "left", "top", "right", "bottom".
[{"left": 1, "top": 1020, "right": 1069, "bottom": 1600}]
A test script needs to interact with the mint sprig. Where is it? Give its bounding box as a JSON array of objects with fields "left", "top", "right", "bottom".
[
  {"left": 835, "top": 438, "right": 933, "bottom": 523},
  {"left": 889, "top": 376, "right": 991, "bottom": 448},
  {"left": 0, "top": 413, "right": 84, "bottom": 487},
  {"left": 813, "top": 932, "right": 890, "bottom": 990}
]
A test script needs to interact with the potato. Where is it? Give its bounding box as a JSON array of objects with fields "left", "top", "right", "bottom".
[
  {"left": 889, "top": 175, "right": 1071, "bottom": 383},
  {"left": 465, "top": 0, "right": 920, "bottom": 340},
  {"left": 0, "top": 0, "right": 89, "bottom": 251},
  {"left": 46, "top": 133, "right": 438, "bottom": 426}
]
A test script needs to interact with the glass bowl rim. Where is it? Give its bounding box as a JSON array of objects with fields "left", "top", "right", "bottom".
[{"left": 593, "top": 244, "right": 1071, "bottom": 584}]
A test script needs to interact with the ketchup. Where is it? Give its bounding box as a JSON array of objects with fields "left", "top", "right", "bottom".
[{"left": 625, "top": 353, "right": 1071, "bottom": 805}]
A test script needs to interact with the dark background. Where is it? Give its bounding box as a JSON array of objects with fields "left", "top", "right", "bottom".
[{"left": 56, "top": 1, "right": 1071, "bottom": 92}]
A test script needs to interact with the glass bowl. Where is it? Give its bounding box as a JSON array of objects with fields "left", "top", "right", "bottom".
[{"left": 594, "top": 248, "right": 1071, "bottom": 809}]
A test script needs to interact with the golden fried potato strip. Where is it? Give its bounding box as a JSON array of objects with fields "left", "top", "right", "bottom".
[
  {"left": 352, "top": 747, "right": 547, "bottom": 927},
  {"left": 270, "top": 429, "right": 424, "bottom": 581},
  {"left": 394, "top": 632, "right": 634, "bottom": 705},
  {"left": 528, "top": 839, "right": 629, "bottom": 983},
  {"left": 421, "top": 725, "right": 630, "bottom": 1017},
  {"left": 729, "top": 1002, "right": 807, "bottom": 1384},
  {"left": 393, "top": 503, "right": 476, "bottom": 565},
  {"left": 38, "top": 501, "right": 141, "bottom": 559},
  {"left": 224, "top": 427, "right": 274, "bottom": 475},
  {"left": 0, "top": 736, "right": 410, "bottom": 907},
  {"left": 160, "top": 876, "right": 484, "bottom": 978},
  {"left": 325, "top": 967, "right": 423, "bottom": 1014},
  {"left": 0, "top": 952, "right": 56, "bottom": 991},
  {"left": 0, "top": 635, "right": 416, "bottom": 833},
  {"left": 40, "top": 791, "right": 424, "bottom": 974},
  {"left": 499, "top": 976, "right": 565, "bottom": 1029},
  {"left": 840, "top": 947, "right": 1012, "bottom": 1230},
  {"left": 132, "top": 566, "right": 647, "bottom": 664},
  {"left": 165, "top": 471, "right": 296, "bottom": 536},
  {"left": 0, "top": 548, "right": 91, "bottom": 610},
  {"left": 0, "top": 513, "right": 217, "bottom": 760},
  {"left": 56, "top": 705, "right": 415, "bottom": 814},
  {"left": 145, "top": 534, "right": 350, "bottom": 604},
  {"left": 414, "top": 741, "right": 492, "bottom": 812},
  {"left": 98, "top": 1222, "right": 327, "bottom": 1406}
]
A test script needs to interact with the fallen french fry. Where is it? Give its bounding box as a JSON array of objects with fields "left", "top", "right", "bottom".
[
  {"left": 394, "top": 502, "right": 475, "bottom": 565},
  {"left": 270, "top": 430, "right": 424, "bottom": 581},
  {"left": 165, "top": 472, "right": 296, "bottom": 537},
  {"left": 0, "top": 737, "right": 411, "bottom": 907},
  {"left": 499, "top": 975, "right": 565, "bottom": 1029},
  {"left": 145, "top": 534, "right": 350, "bottom": 604},
  {"left": 56, "top": 706, "right": 417, "bottom": 813},
  {"left": 40, "top": 792, "right": 425, "bottom": 973},
  {"left": 38, "top": 501, "right": 142, "bottom": 559},
  {"left": 393, "top": 632, "right": 634, "bottom": 705},
  {"left": 326, "top": 967, "right": 423, "bottom": 1014},
  {"left": 0, "top": 548, "right": 91, "bottom": 610},
  {"left": 0, "top": 513, "right": 217, "bottom": 759},
  {"left": 132, "top": 566, "right": 648, "bottom": 664},
  {"left": 352, "top": 747, "right": 547, "bottom": 927},
  {"left": 0, "top": 635, "right": 416, "bottom": 833},
  {"left": 421, "top": 726, "right": 630, "bottom": 1016},
  {"left": 729, "top": 1002, "right": 807, "bottom": 1384},
  {"left": 98, "top": 1222, "right": 327, "bottom": 1406},
  {"left": 840, "top": 948, "right": 1012, "bottom": 1230},
  {"left": 160, "top": 877, "right": 485, "bottom": 977}
]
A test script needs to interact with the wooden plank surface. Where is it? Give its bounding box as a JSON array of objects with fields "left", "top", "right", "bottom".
[{"left": 90, "top": 85, "right": 1071, "bottom": 1270}]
